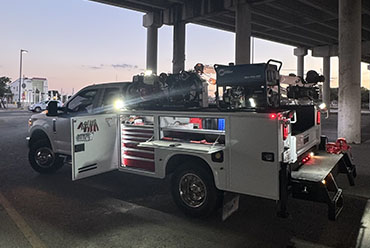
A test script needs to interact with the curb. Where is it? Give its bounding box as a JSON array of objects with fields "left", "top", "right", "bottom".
[{"left": 0, "top": 108, "right": 28, "bottom": 112}]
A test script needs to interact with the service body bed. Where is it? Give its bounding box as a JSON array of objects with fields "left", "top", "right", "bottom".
[{"left": 70, "top": 109, "right": 355, "bottom": 220}]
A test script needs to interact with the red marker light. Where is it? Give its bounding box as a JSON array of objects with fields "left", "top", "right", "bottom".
[
  {"left": 301, "top": 154, "right": 311, "bottom": 164},
  {"left": 317, "top": 111, "right": 321, "bottom": 125},
  {"left": 270, "top": 113, "right": 277, "bottom": 119},
  {"left": 283, "top": 123, "right": 289, "bottom": 140}
]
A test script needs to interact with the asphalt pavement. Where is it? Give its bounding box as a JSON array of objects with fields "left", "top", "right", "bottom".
[{"left": 0, "top": 110, "right": 370, "bottom": 248}]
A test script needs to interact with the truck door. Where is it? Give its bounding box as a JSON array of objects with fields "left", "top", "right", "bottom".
[
  {"left": 55, "top": 88, "right": 101, "bottom": 155},
  {"left": 71, "top": 114, "right": 119, "bottom": 180}
]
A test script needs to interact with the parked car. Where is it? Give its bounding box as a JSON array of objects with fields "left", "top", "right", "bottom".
[
  {"left": 28, "top": 100, "right": 63, "bottom": 112},
  {"left": 27, "top": 82, "right": 131, "bottom": 173}
]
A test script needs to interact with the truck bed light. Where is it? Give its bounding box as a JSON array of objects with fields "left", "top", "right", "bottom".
[
  {"left": 319, "top": 103, "right": 326, "bottom": 110},
  {"left": 249, "top": 98, "right": 256, "bottom": 108},
  {"left": 144, "top": 70, "right": 153, "bottom": 76},
  {"left": 114, "top": 99, "right": 125, "bottom": 110}
]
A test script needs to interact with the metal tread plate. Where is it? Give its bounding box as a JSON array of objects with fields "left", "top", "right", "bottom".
[{"left": 291, "top": 151, "right": 343, "bottom": 182}]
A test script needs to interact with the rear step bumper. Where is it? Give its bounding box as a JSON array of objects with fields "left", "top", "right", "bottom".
[{"left": 289, "top": 151, "right": 356, "bottom": 220}]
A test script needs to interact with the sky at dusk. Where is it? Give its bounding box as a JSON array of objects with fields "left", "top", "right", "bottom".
[{"left": 1, "top": 0, "right": 369, "bottom": 94}]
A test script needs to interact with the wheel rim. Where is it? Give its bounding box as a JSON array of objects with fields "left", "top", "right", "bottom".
[
  {"left": 179, "top": 173, "right": 207, "bottom": 208},
  {"left": 35, "top": 147, "right": 55, "bottom": 168}
]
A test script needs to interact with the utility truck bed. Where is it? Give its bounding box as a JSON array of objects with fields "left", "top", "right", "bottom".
[{"left": 28, "top": 59, "right": 357, "bottom": 221}]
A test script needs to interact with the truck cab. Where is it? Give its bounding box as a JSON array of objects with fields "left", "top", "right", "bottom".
[{"left": 27, "top": 82, "right": 130, "bottom": 173}]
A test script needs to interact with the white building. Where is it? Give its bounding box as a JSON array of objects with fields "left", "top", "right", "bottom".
[{"left": 9, "top": 77, "right": 48, "bottom": 104}]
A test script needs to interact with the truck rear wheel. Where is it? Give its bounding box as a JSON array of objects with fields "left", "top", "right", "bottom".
[
  {"left": 171, "top": 163, "right": 222, "bottom": 218},
  {"left": 29, "top": 139, "right": 64, "bottom": 174}
]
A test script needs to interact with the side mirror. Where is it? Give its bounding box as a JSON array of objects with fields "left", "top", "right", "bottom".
[{"left": 47, "top": 101, "right": 58, "bottom": 116}]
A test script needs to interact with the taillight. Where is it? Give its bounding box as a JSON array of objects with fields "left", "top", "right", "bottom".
[
  {"left": 301, "top": 153, "right": 312, "bottom": 164},
  {"left": 283, "top": 122, "right": 289, "bottom": 140},
  {"left": 317, "top": 111, "right": 321, "bottom": 125},
  {"left": 270, "top": 113, "right": 284, "bottom": 120}
]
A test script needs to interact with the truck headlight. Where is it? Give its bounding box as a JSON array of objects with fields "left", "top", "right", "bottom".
[{"left": 249, "top": 98, "right": 257, "bottom": 108}]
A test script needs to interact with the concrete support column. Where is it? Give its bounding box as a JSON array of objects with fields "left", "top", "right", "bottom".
[
  {"left": 338, "top": 0, "right": 362, "bottom": 143},
  {"left": 146, "top": 26, "right": 158, "bottom": 73},
  {"left": 294, "top": 47, "right": 307, "bottom": 78},
  {"left": 172, "top": 21, "right": 186, "bottom": 73},
  {"left": 235, "top": 0, "right": 251, "bottom": 65},
  {"left": 323, "top": 56, "right": 331, "bottom": 111},
  {"left": 368, "top": 65, "right": 370, "bottom": 111},
  {"left": 143, "top": 12, "right": 162, "bottom": 74},
  {"left": 173, "top": 21, "right": 186, "bottom": 73}
]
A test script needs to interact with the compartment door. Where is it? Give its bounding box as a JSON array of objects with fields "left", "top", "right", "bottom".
[{"left": 71, "top": 114, "right": 119, "bottom": 180}]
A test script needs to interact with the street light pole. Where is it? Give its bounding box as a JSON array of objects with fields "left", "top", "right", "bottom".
[{"left": 18, "top": 49, "right": 28, "bottom": 108}]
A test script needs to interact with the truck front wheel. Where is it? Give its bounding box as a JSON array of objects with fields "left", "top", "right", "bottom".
[
  {"left": 171, "top": 163, "right": 222, "bottom": 218},
  {"left": 29, "top": 139, "right": 64, "bottom": 174}
]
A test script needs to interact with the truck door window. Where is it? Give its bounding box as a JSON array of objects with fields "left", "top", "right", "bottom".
[
  {"left": 102, "top": 88, "right": 122, "bottom": 110},
  {"left": 67, "top": 89, "right": 98, "bottom": 113}
]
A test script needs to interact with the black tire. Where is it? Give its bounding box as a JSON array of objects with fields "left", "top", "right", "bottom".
[
  {"left": 171, "top": 163, "right": 223, "bottom": 218},
  {"left": 28, "top": 139, "right": 64, "bottom": 174},
  {"left": 35, "top": 107, "right": 41, "bottom": 113}
]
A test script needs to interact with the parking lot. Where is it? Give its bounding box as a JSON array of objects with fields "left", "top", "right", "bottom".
[{"left": 0, "top": 110, "right": 370, "bottom": 248}]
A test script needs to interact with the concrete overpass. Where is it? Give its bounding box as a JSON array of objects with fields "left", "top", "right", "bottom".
[{"left": 92, "top": 0, "right": 369, "bottom": 143}]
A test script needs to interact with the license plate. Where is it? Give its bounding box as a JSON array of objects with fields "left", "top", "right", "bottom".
[{"left": 304, "top": 135, "right": 309, "bottom": 144}]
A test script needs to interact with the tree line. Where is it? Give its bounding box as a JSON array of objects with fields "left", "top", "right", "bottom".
[{"left": 0, "top": 77, "right": 12, "bottom": 98}]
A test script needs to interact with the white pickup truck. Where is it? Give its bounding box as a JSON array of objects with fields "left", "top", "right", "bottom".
[{"left": 28, "top": 62, "right": 356, "bottom": 220}]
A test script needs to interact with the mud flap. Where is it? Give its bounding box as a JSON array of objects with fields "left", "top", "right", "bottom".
[{"left": 222, "top": 192, "right": 240, "bottom": 221}]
